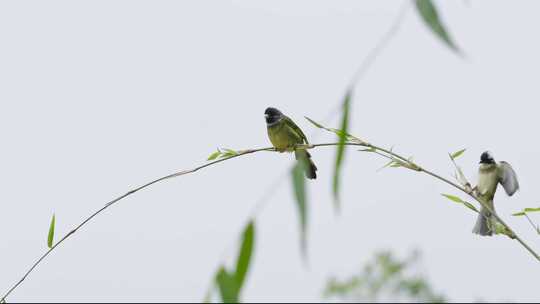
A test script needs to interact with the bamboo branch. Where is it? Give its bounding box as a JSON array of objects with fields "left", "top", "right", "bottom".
[{"left": 2, "top": 140, "right": 539, "bottom": 302}]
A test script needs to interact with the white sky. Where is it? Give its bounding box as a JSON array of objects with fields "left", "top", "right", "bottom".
[{"left": 1, "top": 0, "right": 539, "bottom": 302}]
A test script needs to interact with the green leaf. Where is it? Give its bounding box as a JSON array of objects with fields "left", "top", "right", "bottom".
[
  {"left": 216, "top": 267, "right": 239, "bottom": 303},
  {"left": 304, "top": 116, "right": 324, "bottom": 129},
  {"left": 47, "top": 214, "right": 56, "bottom": 249},
  {"left": 462, "top": 202, "right": 479, "bottom": 213},
  {"left": 415, "top": 0, "right": 460, "bottom": 53},
  {"left": 333, "top": 90, "right": 352, "bottom": 211},
  {"left": 441, "top": 193, "right": 465, "bottom": 204},
  {"left": 450, "top": 148, "right": 466, "bottom": 160},
  {"left": 441, "top": 194, "right": 478, "bottom": 213},
  {"left": 213, "top": 221, "right": 256, "bottom": 303},
  {"left": 235, "top": 221, "right": 255, "bottom": 292},
  {"left": 291, "top": 161, "right": 308, "bottom": 257},
  {"left": 222, "top": 148, "right": 238, "bottom": 155},
  {"left": 207, "top": 150, "right": 221, "bottom": 161},
  {"left": 512, "top": 207, "right": 540, "bottom": 216}
]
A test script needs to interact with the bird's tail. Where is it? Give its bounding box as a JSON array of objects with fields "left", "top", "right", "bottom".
[
  {"left": 472, "top": 200, "right": 496, "bottom": 236},
  {"left": 295, "top": 150, "right": 317, "bottom": 179}
]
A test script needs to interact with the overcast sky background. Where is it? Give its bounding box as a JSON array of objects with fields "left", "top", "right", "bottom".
[{"left": 1, "top": 0, "right": 540, "bottom": 302}]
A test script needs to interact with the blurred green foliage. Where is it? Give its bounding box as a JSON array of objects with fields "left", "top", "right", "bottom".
[{"left": 323, "top": 250, "right": 446, "bottom": 303}]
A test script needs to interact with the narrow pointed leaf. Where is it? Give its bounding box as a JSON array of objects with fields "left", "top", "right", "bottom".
[
  {"left": 304, "top": 116, "right": 324, "bottom": 129},
  {"left": 377, "top": 160, "right": 395, "bottom": 172},
  {"left": 512, "top": 211, "right": 526, "bottom": 217},
  {"left": 415, "top": 0, "right": 460, "bottom": 53},
  {"left": 291, "top": 162, "right": 308, "bottom": 257},
  {"left": 216, "top": 268, "right": 239, "bottom": 303},
  {"left": 450, "top": 148, "right": 466, "bottom": 160},
  {"left": 207, "top": 150, "right": 221, "bottom": 161},
  {"left": 333, "top": 90, "right": 352, "bottom": 211},
  {"left": 47, "top": 214, "right": 56, "bottom": 248},
  {"left": 222, "top": 148, "right": 238, "bottom": 155},
  {"left": 441, "top": 193, "right": 465, "bottom": 204},
  {"left": 524, "top": 207, "right": 540, "bottom": 213},
  {"left": 463, "top": 202, "right": 479, "bottom": 213},
  {"left": 235, "top": 221, "right": 255, "bottom": 292}
]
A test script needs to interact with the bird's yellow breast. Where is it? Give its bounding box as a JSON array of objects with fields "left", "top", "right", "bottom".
[{"left": 267, "top": 122, "right": 303, "bottom": 151}]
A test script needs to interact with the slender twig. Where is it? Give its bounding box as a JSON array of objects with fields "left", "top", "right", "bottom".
[
  {"left": 3, "top": 139, "right": 539, "bottom": 302},
  {"left": 357, "top": 141, "right": 540, "bottom": 261},
  {"left": 348, "top": 0, "right": 410, "bottom": 88},
  {"left": 0, "top": 142, "right": 386, "bottom": 302}
]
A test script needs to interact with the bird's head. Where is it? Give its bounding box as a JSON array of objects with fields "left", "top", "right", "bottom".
[
  {"left": 480, "top": 151, "right": 496, "bottom": 164},
  {"left": 264, "top": 107, "right": 283, "bottom": 125}
]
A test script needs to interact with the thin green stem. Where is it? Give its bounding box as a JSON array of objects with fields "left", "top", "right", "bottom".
[{"left": 3, "top": 140, "right": 539, "bottom": 302}]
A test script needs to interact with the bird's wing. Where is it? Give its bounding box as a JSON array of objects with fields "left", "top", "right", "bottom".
[
  {"left": 498, "top": 161, "right": 520, "bottom": 196},
  {"left": 283, "top": 116, "right": 309, "bottom": 144}
]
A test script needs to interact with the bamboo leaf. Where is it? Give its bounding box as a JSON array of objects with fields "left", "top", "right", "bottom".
[
  {"left": 47, "top": 214, "right": 56, "bottom": 249},
  {"left": 222, "top": 148, "right": 238, "bottom": 155},
  {"left": 333, "top": 90, "right": 352, "bottom": 211},
  {"left": 450, "top": 148, "right": 466, "bottom": 160},
  {"left": 415, "top": 0, "right": 460, "bottom": 53},
  {"left": 235, "top": 221, "right": 255, "bottom": 292},
  {"left": 512, "top": 207, "right": 540, "bottom": 216},
  {"left": 441, "top": 193, "right": 465, "bottom": 204},
  {"left": 304, "top": 116, "right": 324, "bottom": 129},
  {"left": 216, "top": 267, "right": 239, "bottom": 303},
  {"left": 291, "top": 161, "right": 308, "bottom": 257},
  {"left": 207, "top": 150, "right": 221, "bottom": 161},
  {"left": 463, "top": 202, "right": 479, "bottom": 213}
]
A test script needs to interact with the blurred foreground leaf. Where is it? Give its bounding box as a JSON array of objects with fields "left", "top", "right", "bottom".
[
  {"left": 291, "top": 161, "right": 308, "bottom": 257},
  {"left": 215, "top": 221, "right": 256, "bottom": 303},
  {"left": 415, "top": 0, "right": 460, "bottom": 53},
  {"left": 332, "top": 90, "right": 352, "bottom": 212}
]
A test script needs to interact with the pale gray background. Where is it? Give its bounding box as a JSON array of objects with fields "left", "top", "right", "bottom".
[{"left": 1, "top": 0, "right": 539, "bottom": 302}]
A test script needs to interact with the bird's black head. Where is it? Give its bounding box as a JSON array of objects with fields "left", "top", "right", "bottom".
[
  {"left": 264, "top": 107, "right": 283, "bottom": 125},
  {"left": 480, "top": 151, "right": 495, "bottom": 164}
]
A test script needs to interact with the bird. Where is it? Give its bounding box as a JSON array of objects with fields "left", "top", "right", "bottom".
[
  {"left": 472, "top": 151, "right": 519, "bottom": 236},
  {"left": 264, "top": 107, "right": 317, "bottom": 179}
]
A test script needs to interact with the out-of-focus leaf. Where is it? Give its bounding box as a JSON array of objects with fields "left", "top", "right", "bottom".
[
  {"left": 207, "top": 150, "right": 221, "bottom": 161},
  {"left": 415, "top": 0, "right": 460, "bottom": 53},
  {"left": 450, "top": 148, "right": 466, "bottom": 160},
  {"left": 47, "top": 214, "right": 56, "bottom": 249},
  {"left": 524, "top": 207, "right": 540, "bottom": 213},
  {"left": 333, "top": 90, "right": 352, "bottom": 211},
  {"left": 216, "top": 267, "right": 239, "bottom": 303},
  {"left": 512, "top": 211, "right": 526, "bottom": 217},
  {"left": 213, "top": 221, "right": 256, "bottom": 303},
  {"left": 291, "top": 161, "right": 308, "bottom": 256},
  {"left": 235, "top": 221, "right": 255, "bottom": 291},
  {"left": 202, "top": 286, "right": 213, "bottom": 303}
]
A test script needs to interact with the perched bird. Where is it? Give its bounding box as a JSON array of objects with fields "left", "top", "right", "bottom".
[
  {"left": 264, "top": 107, "right": 317, "bottom": 179},
  {"left": 472, "top": 151, "right": 519, "bottom": 236}
]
